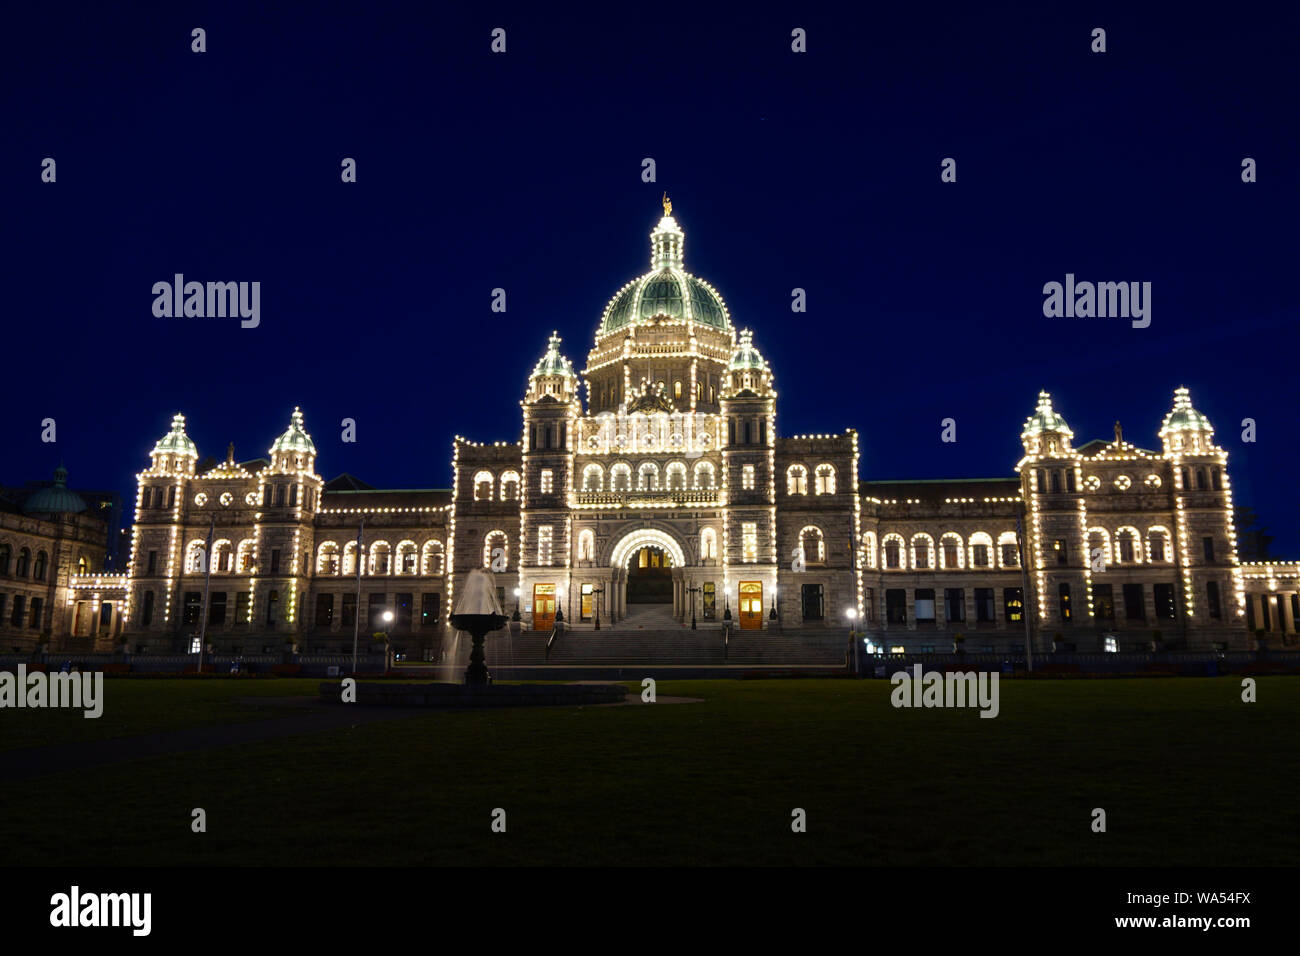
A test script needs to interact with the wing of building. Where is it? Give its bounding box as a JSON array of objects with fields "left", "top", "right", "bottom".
[{"left": 37, "top": 204, "right": 1300, "bottom": 657}]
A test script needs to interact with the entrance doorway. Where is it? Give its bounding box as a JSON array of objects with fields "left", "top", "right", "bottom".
[
  {"left": 627, "top": 546, "right": 673, "bottom": 604},
  {"left": 739, "top": 581, "right": 763, "bottom": 629},
  {"left": 533, "top": 583, "right": 556, "bottom": 631}
]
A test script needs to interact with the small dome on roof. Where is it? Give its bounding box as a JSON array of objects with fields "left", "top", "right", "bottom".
[
  {"left": 269, "top": 407, "right": 317, "bottom": 457},
  {"left": 23, "top": 465, "right": 87, "bottom": 515},
  {"left": 1022, "top": 391, "right": 1073, "bottom": 438},
  {"left": 152, "top": 413, "right": 198, "bottom": 458},
  {"left": 728, "top": 328, "right": 767, "bottom": 371},
  {"left": 1159, "top": 387, "right": 1213, "bottom": 436},
  {"left": 531, "top": 332, "right": 574, "bottom": 379}
]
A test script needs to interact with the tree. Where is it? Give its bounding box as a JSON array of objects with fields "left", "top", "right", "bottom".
[{"left": 1234, "top": 507, "right": 1275, "bottom": 563}]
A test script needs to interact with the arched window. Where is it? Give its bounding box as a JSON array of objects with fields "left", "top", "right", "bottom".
[
  {"left": 76, "top": 555, "right": 87, "bottom": 575},
  {"left": 213, "top": 540, "right": 233, "bottom": 573},
  {"left": 611, "top": 462, "right": 632, "bottom": 492},
  {"left": 674, "top": 381, "right": 682, "bottom": 399},
  {"left": 1146, "top": 526, "right": 1172, "bottom": 563},
  {"left": 799, "top": 526, "right": 826, "bottom": 564},
  {"left": 342, "top": 540, "right": 361, "bottom": 575},
  {"left": 638, "top": 462, "right": 660, "bottom": 491},
  {"left": 1087, "top": 528, "right": 1111, "bottom": 570},
  {"left": 693, "top": 460, "right": 716, "bottom": 490},
  {"left": 34, "top": 551, "right": 48, "bottom": 581},
  {"left": 1195, "top": 467, "right": 1208, "bottom": 490},
  {"left": 237, "top": 539, "right": 257, "bottom": 573},
  {"left": 700, "top": 527, "right": 717, "bottom": 561},
  {"left": 0, "top": 544, "right": 10, "bottom": 575},
  {"left": 473, "top": 471, "right": 494, "bottom": 501},
  {"left": 316, "top": 542, "right": 340, "bottom": 575},
  {"left": 185, "top": 541, "right": 206, "bottom": 574},
  {"left": 883, "top": 534, "right": 905, "bottom": 570},
  {"left": 368, "top": 541, "right": 392, "bottom": 576},
  {"left": 395, "top": 540, "right": 418, "bottom": 575},
  {"left": 939, "top": 533, "right": 964, "bottom": 569},
  {"left": 997, "top": 531, "right": 1020, "bottom": 568},
  {"left": 815, "top": 463, "right": 836, "bottom": 495},
  {"left": 499, "top": 471, "right": 520, "bottom": 501},
  {"left": 577, "top": 529, "right": 595, "bottom": 562},
  {"left": 968, "top": 532, "right": 993, "bottom": 568},
  {"left": 421, "top": 540, "right": 445, "bottom": 575},
  {"left": 1116, "top": 527, "right": 1142, "bottom": 564},
  {"left": 483, "top": 530, "right": 509, "bottom": 570},
  {"left": 910, "top": 534, "right": 934, "bottom": 570},
  {"left": 582, "top": 464, "right": 603, "bottom": 492},
  {"left": 16, "top": 547, "right": 31, "bottom": 577},
  {"left": 862, "top": 531, "right": 877, "bottom": 569},
  {"left": 787, "top": 464, "right": 808, "bottom": 496},
  {"left": 666, "top": 461, "right": 687, "bottom": 491}
]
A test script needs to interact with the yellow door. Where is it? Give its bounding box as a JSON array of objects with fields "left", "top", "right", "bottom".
[
  {"left": 739, "top": 581, "right": 763, "bottom": 630},
  {"left": 533, "top": 584, "right": 556, "bottom": 631}
]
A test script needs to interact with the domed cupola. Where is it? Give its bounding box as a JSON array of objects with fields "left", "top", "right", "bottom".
[
  {"left": 723, "top": 328, "right": 773, "bottom": 397},
  {"left": 597, "top": 196, "right": 731, "bottom": 336},
  {"left": 526, "top": 332, "right": 576, "bottom": 403},
  {"left": 269, "top": 407, "right": 317, "bottom": 473},
  {"left": 1159, "top": 386, "right": 1215, "bottom": 454},
  {"left": 23, "top": 465, "right": 87, "bottom": 515},
  {"left": 1021, "top": 390, "right": 1074, "bottom": 456},
  {"left": 150, "top": 412, "right": 199, "bottom": 475}
]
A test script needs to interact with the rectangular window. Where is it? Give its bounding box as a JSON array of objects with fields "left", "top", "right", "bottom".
[
  {"left": 702, "top": 582, "right": 715, "bottom": 619},
  {"left": 913, "top": 544, "right": 929, "bottom": 570},
  {"left": 886, "top": 588, "right": 907, "bottom": 624},
  {"left": 209, "top": 592, "right": 227, "bottom": 625},
  {"left": 975, "top": 588, "right": 994, "bottom": 623},
  {"left": 944, "top": 588, "right": 965, "bottom": 623},
  {"left": 341, "top": 593, "right": 357, "bottom": 626},
  {"left": 742, "top": 464, "right": 755, "bottom": 490},
  {"left": 1154, "top": 583, "right": 1176, "bottom": 620},
  {"left": 1004, "top": 587, "right": 1024, "bottom": 624},
  {"left": 541, "top": 470, "right": 553, "bottom": 495},
  {"left": 1094, "top": 583, "right": 1115, "bottom": 620},
  {"left": 263, "top": 485, "right": 273, "bottom": 507},
  {"left": 1206, "top": 581, "right": 1221, "bottom": 619},
  {"left": 29, "top": 597, "right": 43, "bottom": 629},
  {"left": 1058, "top": 582, "right": 1072, "bottom": 622},
  {"left": 266, "top": 589, "right": 279, "bottom": 626},
  {"left": 182, "top": 591, "right": 202, "bottom": 626},
  {"left": 11, "top": 596, "right": 24, "bottom": 626},
  {"left": 1202, "top": 537, "right": 1215, "bottom": 562},
  {"left": 972, "top": 544, "right": 990, "bottom": 568},
  {"left": 1123, "top": 583, "right": 1145, "bottom": 620},
  {"left": 801, "top": 583, "right": 824, "bottom": 621},
  {"left": 538, "top": 526, "right": 554, "bottom": 566},
  {"left": 741, "top": 522, "right": 758, "bottom": 563},
  {"left": 1150, "top": 536, "right": 1166, "bottom": 562},
  {"left": 235, "top": 591, "right": 250, "bottom": 623},
  {"left": 316, "top": 593, "right": 335, "bottom": 627},
  {"left": 271, "top": 549, "right": 281, "bottom": 574},
  {"left": 395, "top": 593, "right": 413, "bottom": 628},
  {"left": 141, "top": 590, "right": 155, "bottom": 625},
  {"left": 147, "top": 551, "right": 158, "bottom": 575},
  {"left": 943, "top": 542, "right": 959, "bottom": 568},
  {"left": 421, "top": 593, "right": 441, "bottom": 626},
  {"left": 1054, "top": 539, "right": 1068, "bottom": 565},
  {"left": 914, "top": 588, "right": 936, "bottom": 623}
]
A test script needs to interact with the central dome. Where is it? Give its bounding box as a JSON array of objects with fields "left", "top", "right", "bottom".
[{"left": 598, "top": 210, "right": 731, "bottom": 336}]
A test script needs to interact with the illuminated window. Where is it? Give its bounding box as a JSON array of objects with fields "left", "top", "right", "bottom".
[
  {"left": 700, "top": 528, "right": 717, "bottom": 560},
  {"left": 787, "top": 464, "right": 808, "bottom": 495},
  {"left": 583, "top": 464, "right": 603, "bottom": 492},
  {"left": 421, "top": 540, "right": 445, "bottom": 575},
  {"left": 693, "top": 460, "right": 715, "bottom": 490},
  {"left": 742, "top": 522, "right": 758, "bottom": 563},
  {"left": 500, "top": 471, "right": 520, "bottom": 500},
  {"left": 577, "top": 529, "right": 595, "bottom": 562},
  {"left": 611, "top": 462, "right": 631, "bottom": 491},
  {"left": 483, "top": 531, "right": 509, "bottom": 570},
  {"left": 473, "top": 471, "right": 494, "bottom": 500},
  {"left": 638, "top": 462, "right": 659, "bottom": 491},
  {"left": 666, "top": 461, "right": 687, "bottom": 491},
  {"left": 538, "top": 526, "right": 554, "bottom": 567},
  {"left": 799, "top": 526, "right": 825, "bottom": 563},
  {"left": 316, "top": 542, "right": 339, "bottom": 575},
  {"left": 742, "top": 464, "right": 755, "bottom": 490},
  {"left": 815, "top": 463, "right": 836, "bottom": 495},
  {"left": 540, "top": 470, "right": 554, "bottom": 494}
]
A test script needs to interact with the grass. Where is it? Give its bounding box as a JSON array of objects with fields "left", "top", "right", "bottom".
[{"left": 1, "top": 677, "right": 1297, "bottom": 866}]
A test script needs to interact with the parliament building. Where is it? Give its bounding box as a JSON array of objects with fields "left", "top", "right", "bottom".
[{"left": 34, "top": 202, "right": 1297, "bottom": 656}]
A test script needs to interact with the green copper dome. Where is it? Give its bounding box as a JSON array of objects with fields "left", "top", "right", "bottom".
[
  {"left": 270, "top": 407, "right": 317, "bottom": 457},
  {"left": 1159, "top": 387, "right": 1213, "bottom": 436},
  {"left": 728, "top": 328, "right": 767, "bottom": 370},
  {"left": 24, "top": 465, "right": 87, "bottom": 515},
  {"left": 1022, "top": 391, "right": 1073, "bottom": 438},
  {"left": 152, "top": 413, "right": 198, "bottom": 458},
  {"left": 531, "top": 332, "right": 574, "bottom": 378},
  {"left": 598, "top": 212, "right": 731, "bottom": 335}
]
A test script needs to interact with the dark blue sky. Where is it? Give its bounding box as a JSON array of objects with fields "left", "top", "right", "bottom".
[{"left": 6, "top": 4, "right": 1299, "bottom": 552}]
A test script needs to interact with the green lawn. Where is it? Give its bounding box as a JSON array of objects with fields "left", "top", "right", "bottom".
[{"left": 2, "top": 677, "right": 1297, "bottom": 866}]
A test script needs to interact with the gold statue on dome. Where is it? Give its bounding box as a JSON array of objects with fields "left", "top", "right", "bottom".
[{"left": 662, "top": 192, "right": 672, "bottom": 216}]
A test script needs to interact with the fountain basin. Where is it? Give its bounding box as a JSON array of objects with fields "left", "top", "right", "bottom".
[{"left": 319, "top": 681, "right": 626, "bottom": 708}]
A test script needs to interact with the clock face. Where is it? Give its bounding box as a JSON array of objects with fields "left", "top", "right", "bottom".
[
  {"left": 220, "top": 492, "right": 234, "bottom": 506},
  {"left": 193, "top": 492, "right": 208, "bottom": 506}
]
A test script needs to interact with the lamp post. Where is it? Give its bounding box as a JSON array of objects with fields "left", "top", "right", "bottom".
[
  {"left": 769, "top": 587, "right": 778, "bottom": 623},
  {"left": 686, "top": 584, "right": 700, "bottom": 629},
  {"left": 511, "top": 587, "right": 521, "bottom": 622},
  {"left": 845, "top": 607, "right": 860, "bottom": 674},
  {"left": 382, "top": 609, "right": 394, "bottom": 670},
  {"left": 592, "top": 586, "right": 604, "bottom": 630}
]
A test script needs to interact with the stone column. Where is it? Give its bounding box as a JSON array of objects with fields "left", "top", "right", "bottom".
[
  {"left": 1250, "top": 593, "right": 1265, "bottom": 632},
  {"left": 1281, "top": 593, "right": 1296, "bottom": 635}
]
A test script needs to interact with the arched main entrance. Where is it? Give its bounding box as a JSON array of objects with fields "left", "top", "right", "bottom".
[
  {"left": 609, "top": 529, "right": 688, "bottom": 621},
  {"left": 626, "top": 546, "right": 673, "bottom": 604}
]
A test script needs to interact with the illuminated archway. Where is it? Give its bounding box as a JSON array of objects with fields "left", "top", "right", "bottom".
[{"left": 609, "top": 528, "right": 687, "bottom": 569}]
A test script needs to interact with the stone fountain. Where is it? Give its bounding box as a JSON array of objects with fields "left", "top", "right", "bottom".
[{"left": 449, "top": 568, "right": 509, "bottom": 685}]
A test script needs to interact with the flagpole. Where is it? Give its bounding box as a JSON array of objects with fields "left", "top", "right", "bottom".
[
  {"left": 197, "top": 515, "right": 214, "bottom": 675},
  {"left": 351, "top": 516, "right": 364, "bottom": 675},
  {"left": 1016, "top": 504, "right": 1034, "bottom": 673}
]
